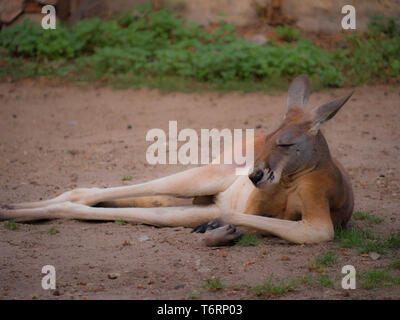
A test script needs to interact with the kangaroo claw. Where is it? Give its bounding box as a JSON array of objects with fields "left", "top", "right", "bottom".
[
  {"left": 191, "top": 218, "right": 225, "bottom": 233},
  {"left": 203, "top": 225, "right": 242, "bottom": 247}
]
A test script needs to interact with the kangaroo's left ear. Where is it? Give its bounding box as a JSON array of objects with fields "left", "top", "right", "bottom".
[
  {"left": 287, "top": 74, "right": 310, "bottom": 114},
  {"left": 309, "top": 91, "right": 354, "bottom": 135}
]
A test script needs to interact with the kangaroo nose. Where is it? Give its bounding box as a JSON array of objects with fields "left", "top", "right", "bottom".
[{"left": 249, "top": 170, "right": 264, "bottom": 186}]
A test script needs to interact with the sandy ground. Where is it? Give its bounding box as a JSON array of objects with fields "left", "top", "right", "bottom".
[{"left": 0, "top": 79, "right": 399, "bottom": 300}]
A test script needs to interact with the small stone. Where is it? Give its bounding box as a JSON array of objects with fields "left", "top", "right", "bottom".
[
  {"left": 369, "top": 252, "right": 380, "bottom": 261},
  {"left": 52, "top": 290, "right": 61, "bottom": 296},
  {"left": 127, "top": 125, "right": 132, "bottom": 129},
  {"left": 174, "top": 284, "right": 185, "bottom": 290},
  {"left": 139, "top": 235, "right": 149, "bottom": 242},
  {"left": 107, "top": 273, "right": 120, "bottom": 280}
]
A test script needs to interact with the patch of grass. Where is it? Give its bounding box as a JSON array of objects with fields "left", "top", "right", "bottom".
[
  {"left": 334, "top": 227, "right": 387, "bottom": 254},
  {"left": 48, "top": 227, "right": 59, "bottom": 235},
  {"left": 353, "top": 211, "right": 384, "bottom": 224},
  {"left": 335, "top": 227, "right": 400, "bottom": 254},
  {"left": 359, "top": 268, "right": 399, "bottom": 290},
  {"left": 202, "top": 278, "right": 225, "bottom": 291},
  {"left": 3, "top": 220, "right": 19, "bottom": 230},
  {"left": 317, "top": 274, "right": 334, "bottom": 288},
  {"left": 387, "top": 232, "right": 400, "bottom": 249},
  {"left": 310, "top": 251, "right": 337, "bottom": 271},
  {"left": 389, "top": 260, "right": 400, "bottom": 270},
  {"left": 296, "top": 275, "right": 315, "bottom": 286},
  {"left": 251, "top": 275, "right": 295, "bottom": 297},
  {"left": 188, "top": 291, "right": 201, "bottom": 299},
  {"left": 122, "top": 175, "right": 133, "bottom": 181},
  {"left": 235, "top": 234, "right": 259, "bottom": 246},
  {"left": 114, "top": 218, "right": 127, "bottom": 225},
  {"left": 231, "top": 284, "right": 244, "bottom": 291}
]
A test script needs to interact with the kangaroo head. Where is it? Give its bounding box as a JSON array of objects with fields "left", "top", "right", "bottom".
[{"left": 249, "top": 75, "right": 353, "bottom": 188}]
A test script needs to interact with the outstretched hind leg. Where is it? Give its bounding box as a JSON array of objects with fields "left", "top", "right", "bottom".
[
  {"left": 9, "top": 164, "right": 237, "bottom": 210},
  {"left": 0, "top": 202, "right": 221, "bottom": 227}
]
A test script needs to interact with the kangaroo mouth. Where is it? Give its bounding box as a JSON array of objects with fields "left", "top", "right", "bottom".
[
  {"left": 249, "top": 167, "right": 276, "bottom": 186},
  {"left": 265, "top": 168, "right": 275, "bottom": 183}
]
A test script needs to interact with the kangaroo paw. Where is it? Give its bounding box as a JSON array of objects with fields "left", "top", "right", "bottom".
[
  {"left": 203, "top": 225, "right": 242, "bottom": 247},
  {"left": 191, "top": 218, "right": 225, "bottom": 233}
]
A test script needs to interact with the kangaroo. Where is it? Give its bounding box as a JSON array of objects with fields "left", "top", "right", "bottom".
[{"left": 0, "top": 75, "right": 354, "bottom": 246}]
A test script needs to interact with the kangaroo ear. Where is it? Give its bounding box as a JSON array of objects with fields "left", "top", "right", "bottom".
[
  {"left": 287, "top": 74, "right": 310, "bottom": 113},
  {"left": 309, "top": 91, "right": 354, "bottom": 134}
]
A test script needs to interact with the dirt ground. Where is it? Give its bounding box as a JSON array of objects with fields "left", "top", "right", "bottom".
[{"left": 0, "top": 79, "right": 399, "bottom": 300}]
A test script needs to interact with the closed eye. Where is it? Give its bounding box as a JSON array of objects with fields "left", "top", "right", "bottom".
[{"left": 277, "top": 143, "right": 295, "bottom": 148}]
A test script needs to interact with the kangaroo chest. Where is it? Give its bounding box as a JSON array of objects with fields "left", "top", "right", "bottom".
[{"left": 215, "top": 176, "right": 303, "bottom": 220}]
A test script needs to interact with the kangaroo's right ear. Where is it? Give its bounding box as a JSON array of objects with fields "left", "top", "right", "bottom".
[
  {"left": 287, "top": 74, "right": 310, "bottom": 114},
  {"left": 309, "top": 91, "right": 354, "bottom": 135}
]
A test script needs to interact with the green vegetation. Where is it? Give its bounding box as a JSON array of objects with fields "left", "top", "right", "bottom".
[
  {"left": 202, "top": 278, "right": 225, "bottom": 290},
  {"left": 310, "top": 251, "right": 337, "bottom": 271},
  {"left": 235, "top": 234, "right": 259, "bottom": 246},
  {"left": 252, "top": 275, "right": 296, "bottom": 296},
  {"left": 316, "top": 274, "right": 334, "bottom": 288},
  {"left": 114, "top": 218, "right": 127, "bottom": 225},
  {"left": 48, "top": 227, "right": 59, "bottom": 235},
  {"left": 122, "top": 175, "right": 133, "bottom": 181},
  {"left": 389, "top": 260, "right": 400, "bottom": 270},
  {"left": 0, "top": 4, "right": 398, "bottom": 91},
  {"left": 335, "top": 227, "right": 384, "bottom": 254},
  {"left": 187, "top": 291, "right": 201, "bottom": 299},
  {"left": 359, "top": 268, "right": 400, "bottom": 290},
  {"left": 353, "top": 211, "right": 384, "bottom": 224},
  {"left": 334, "top": 227, "right": 400, "bottom": 254},
  {"left": 231, "top": 284, "right": 244, "bottom": 291},
  {"left": 2, "top": 220, "right": 19, "bottom": 230},
  {"left": 274, "top": 26, "right": 300, "bottom": 42},
  {"left": 387, "top": 232, "right": 400, "bottom": 249}
]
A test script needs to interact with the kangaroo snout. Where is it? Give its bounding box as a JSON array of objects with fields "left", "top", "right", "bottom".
[
  {"left": 249, "top": 167, "right": 275, "bottom": 187},
  {"left": 249, "top": 170, "right": 264, "bottom": 185}
]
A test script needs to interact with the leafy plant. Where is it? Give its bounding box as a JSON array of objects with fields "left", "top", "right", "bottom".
[
  {"left": 274, "top": 26, "right": 301, "bottom": 42},
  {"left": 353, "top": 211, "right": 384, "bottom": 224},
  {"left": 252, "top": 275, "right": 295, "bottom": 296},
  {"left": 317, "top": 274, "right": 334, "bottom": 288},
  {"left": 115, "top": 218, "right": 127, "bottom": 225},
  {"left": 0, "top": 7, "right": 399, "bottom": 90},
  {"left": 309, "top": 251, "right": 337, "bottom": 271},
  {"left": 202, "top": 278, "right": 225, "bottom": 291},
  {"left": 48, "top": 227, "right": 59, "bottom": 235},
  {"left": 359, "top": 268, "right": 399, "bottom": 290},
  {"left": 387, "top": 232, "right": 400, "bottom": 249},
  {"left": 235, "top": 234, "right": 259, "bottom": 246},
  {"left": 3, "top": 220, "right": 19, "bottom": 230},
  {"left": 334, "top": 227, "right": 388, "bottom": 254}
]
